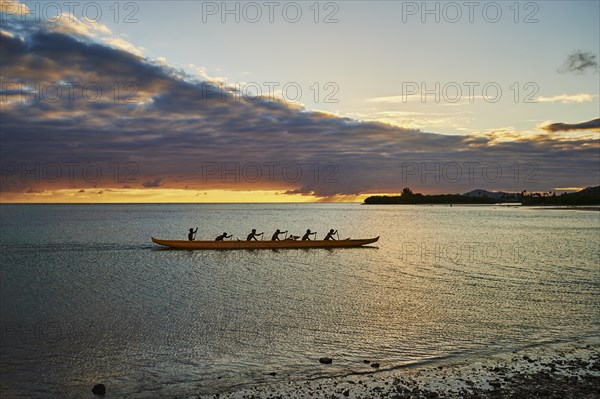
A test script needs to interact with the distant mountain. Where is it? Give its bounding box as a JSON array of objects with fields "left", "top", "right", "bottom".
[{"left": 574, "top": 186, "right": 600, "bottom": 196}]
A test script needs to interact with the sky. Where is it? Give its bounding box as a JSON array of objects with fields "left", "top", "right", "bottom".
[{"left": 0, "top": 0, "right": 599, "bottom": 202}]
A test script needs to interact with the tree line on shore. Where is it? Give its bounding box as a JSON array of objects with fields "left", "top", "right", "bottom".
[{"left": 363, "top": 186, "right": 600, "bottom": 205}]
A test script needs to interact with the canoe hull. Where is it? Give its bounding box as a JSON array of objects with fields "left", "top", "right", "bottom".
[{"left": 151, "top": 236, "right": 379, "bottom": 250}]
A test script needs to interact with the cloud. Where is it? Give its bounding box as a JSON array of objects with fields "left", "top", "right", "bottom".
[
  {"left": 0, "top": 29, "right": 14, "bottom": 38},
  {"left": 558, "top": 51, "right": 599, "bottom": 74},
  {"left": 47, "top": 13, "right": 112, "bottom": 38},
  {"left": 0, "top": 12, "right": 599, "bottom": 198},
  {"left": 553, "top": 187, "right": 585, "bottom": 192},
  {"left": 366, "top": 111, "right": 473, "bottom": 131},
  {"left": 540, "top": 118, "right": 600, "bottom": 133},
  {"left": 537, "top": 94, "right": 596, "bottom": 104},
  {"left": 0, "top": 0, "right": 29, "bottom": 15},
  {"left": 142, "top": 178, "right": 163, "bottom": 188},
  {"left": 367, "top": 95, "right": 407, "bottom": 104},
  {"left": 101, "top": 36, "right": 144, "bottom": 57}
]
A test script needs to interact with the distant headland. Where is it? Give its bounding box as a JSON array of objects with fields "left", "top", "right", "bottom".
[{"left": 363, "top": 186, "right": 600, "bottom": 206}]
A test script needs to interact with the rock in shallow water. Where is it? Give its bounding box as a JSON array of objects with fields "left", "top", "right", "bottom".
[{"left": 92, "top": 384, "right": 106, "bottom": 395}]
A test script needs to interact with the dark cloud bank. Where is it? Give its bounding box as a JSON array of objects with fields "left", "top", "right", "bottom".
[
  {"left": 542, "top": 119, "right": 600, "bottom": 133},
  {"left": 1, "top": 15, "right": 599, "bottom": 198}
]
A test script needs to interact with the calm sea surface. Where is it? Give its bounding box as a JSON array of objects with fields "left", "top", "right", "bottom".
[{"left": 1, "top": 204, "right": 599, "bottom": 397}]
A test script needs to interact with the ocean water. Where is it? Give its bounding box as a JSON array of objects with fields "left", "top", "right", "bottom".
[{"left": 1, "top": 203, "right": 599, "bottom": 398}]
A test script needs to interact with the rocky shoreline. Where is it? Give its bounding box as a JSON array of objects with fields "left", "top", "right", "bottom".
[{"left": 205, "top": 337, "right": 600, "bottom": 398}]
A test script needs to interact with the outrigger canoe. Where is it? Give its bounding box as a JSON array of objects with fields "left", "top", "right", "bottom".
[{"left": 151, "top": 236, "right": 379, "bottom": 250}]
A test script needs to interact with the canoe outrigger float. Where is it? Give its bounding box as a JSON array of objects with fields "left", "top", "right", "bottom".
[{"left": 151, "top": 236, "right": 379, "bottom": 250}]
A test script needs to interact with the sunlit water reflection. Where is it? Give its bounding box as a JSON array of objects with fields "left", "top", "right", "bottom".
[{"left": 1, "top": 204, "right": 598, "bottom": 397}]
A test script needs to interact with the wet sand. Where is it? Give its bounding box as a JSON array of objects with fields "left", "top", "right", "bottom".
[{"left": 210, "top": 337, "right": 600, "bottom": 398}]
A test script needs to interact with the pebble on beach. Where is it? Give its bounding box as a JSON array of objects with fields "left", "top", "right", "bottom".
[{"left": 199, "top": 339, "right": 600, "bottom": 399}]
